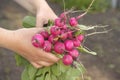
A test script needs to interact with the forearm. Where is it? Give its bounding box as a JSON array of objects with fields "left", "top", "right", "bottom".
[
  {"left": 0, "top": 28, "right": 14, "bottom": 49},
  {"left": 31, "top": 0, "right": 56, "bottom": 17},
  {"left": 14, "top": 0, "right": 47, "bottom": 14},
  {"left": 29, "top": 0, "right": 48, "bottom": 13}
]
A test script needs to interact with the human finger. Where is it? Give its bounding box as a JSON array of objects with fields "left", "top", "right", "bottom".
[
  {"left": 37, "top": 61, "right": 54, "bottom": 67},
  {"left": 31, "top": 62, "right": 43, "bottom": 68}
]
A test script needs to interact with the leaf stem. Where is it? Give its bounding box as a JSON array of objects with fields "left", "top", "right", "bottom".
[
  {"left": 74, "top": 61, "right": 85, "bottom": 80},
  {"left": 62, "top": 0, "right": 66, "bottom": 12}
]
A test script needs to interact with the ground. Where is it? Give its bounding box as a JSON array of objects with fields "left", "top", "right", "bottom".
[{"left": 0, "top": 0, "right": 120, "bottom": 80}]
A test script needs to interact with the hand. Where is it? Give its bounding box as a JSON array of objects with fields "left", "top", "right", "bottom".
[
  {"left": 5, "top": 28, "right": 59, "bottom": 68},
  {"left": 35, "top": 0, "right": 57, "bottom": 27},
  {"left": 14, "top": 0, "right": 57, "bottom": 27}
]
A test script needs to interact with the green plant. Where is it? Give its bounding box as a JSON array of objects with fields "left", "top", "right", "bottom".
[
  {"left": 51, "top": 0, "right": 109, "bottom": 12},
  {"left": 15, "top": 16, "right": 96, "bottom": 80},
  {"left": 15, "top": 16, "right": 98, "bottom": 80},
  {"left": 15, "top": 1, "right": 111, "bottom": 80}
]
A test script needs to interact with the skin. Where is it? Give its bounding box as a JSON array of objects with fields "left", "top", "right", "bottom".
[
  {"left": 0, "top": 0, "right": 59, "bottom": 68},
  {"left": 34, "top": 0, "right": 57, "bottom": 27}
]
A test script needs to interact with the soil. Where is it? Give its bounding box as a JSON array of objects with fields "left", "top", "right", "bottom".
[{"left": 0, "top": 0, "right": 120, "bottom": 80}]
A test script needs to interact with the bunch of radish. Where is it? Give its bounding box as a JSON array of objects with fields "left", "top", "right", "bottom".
[{"left": 32, "top": 12, "right": 84, "bottom": 66}]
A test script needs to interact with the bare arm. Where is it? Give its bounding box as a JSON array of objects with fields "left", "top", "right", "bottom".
[
  {"left": 0, "top": 27, "right": 59, "bottom": 68},
  {"left": 0, "top": 0, "right": 59, "bottom": 68},
  {"left": 14, "top": 0, "right": 57, "bottom": 27},
  {"left": 0, "top": 28, "right": 13, "bottom": 48}
]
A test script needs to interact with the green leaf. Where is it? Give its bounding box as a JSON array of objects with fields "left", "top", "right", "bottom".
[
  {"left": 59, "top": 61, "right": 86, "bottom": 80},
  {"left": 36, "top": 67, "right": 50, "bottom": 80},
  {"left": 15, "top": 54, "right": 29, "bottom": 66},
  {"left": 66, "top": 67, "right": 81, "bottom": 77},
  {"left": 28, "top": 64, "right": 38, "bottom": 80},
  {"left": 36, "top": 75, "right": 45, "bottom": 80},
  {"left": 69, "top": 68, "right": 81, "bottom": 77},
  {"left": 51, "top": 75, "right": 57, "bottom": 80},
  {"left": 45, "top": 73, "right": 51, "bottom": 80},
  {"left": 78, "top": 25, "right": 94, "bottom": 30},
  {"left": 47, "top": 20, "right": 54, "bottom": 26},
  {"left": 74, "top": 30, "right": 84, "bottom": 36},
  {"left": 78, "top": 63, "right": 86, "bottom": 74},
  {"left": 23, "top": 16, "right": 36, "bottom": 28},
  {"left": 51, "top": 63, "right": 61, "bottom": 76},
  {"left": 73, "top": 62, "right": 86, "bottom": 75},
  {"left": 21, "top": 66, "right": 30, "bottom": 80},
  {"left": 66, "top": 77, "right": 76, "bottom": 80},
  {"left": 36, "top": 69, "right": 43, "bottom": 76},
  {"left": 58, "top": 73, "right": 66, "bottom": 80},
  {"left": 59, "top": 69, "right": 77, "bottom": 80},
  {"left": 65, "top": 68, "right": 80, "bottom": 80},
  {"left": 58, "top": 61, "right": 70, "bottom": 73},
  {"left": 42, "top": 67, "right": 50, "bottom": 75},
  {"left": 78, "top": 46, "right": 97, "bottom": 55}
]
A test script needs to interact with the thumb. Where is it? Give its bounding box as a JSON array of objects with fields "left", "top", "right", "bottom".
[
  {"left": 24, "top": 28, "right": 43, "bottom": 36},
  {"left": 31, "top": 28, "right": 44, "bottom": 34},
  {"left": 36, "top": 14, "right": 44, "bottom": 28},
  {"left": 36, "top": 13, "right": 58, "bottom": 27}
]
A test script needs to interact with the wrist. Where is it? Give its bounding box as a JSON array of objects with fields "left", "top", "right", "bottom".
[
  {"left": 35, "top": 0, "right": 48, "bottom": 13},
  {"left": 30, "top": 0, "right": 47, "bottom": 12},
  {"left": 0, "top": 28, "right": 15, "bottom": 49}
]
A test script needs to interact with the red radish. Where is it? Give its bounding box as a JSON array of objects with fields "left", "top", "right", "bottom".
[
  {"left": 32, "top": 34, "right": 44, "bottom": 48},
  {"left": 48, "top": 35, "right": 57, "bottom": 44},
  {"left": 67, "top": 30, "right": 73, "bottom": 39},
  {"left": 69, "top": 49, "right": 79, "bottom": 59},
  {"left": 73, "top": 39, "right": 81, "bottom": 47},
  {"left": 62, "top": 25, "right": 67, "bottom": 29},
  {"left": 55, "top": 18, "right": 65, "bottom": 27},
  {"left": 77, "top": 35, "right": 84, "bottom": 42},
  {"left": 55, "top": 18, "right": 61, "bottom": 27},
  {"left": 63, "top": 54, "right": 73, "bottom": 65},
  {"left": 50, "top": 26, "right": 61, "bottom": 36},
  {"left": 60, "top": 12, "right": 67, "bottom": 21},
  {"left": 64, "top": 40, "right": 74, "bottom": 51},
  {"left": 54, "top": 42, "right": 65, "bottom": 54},
  {"left": 43, "top": 41, "right": 52, "bottom": 52},
  {"left": 60, "top": 32, "right": 68, "bottom": 40},
  {"left": 31, "top": 12, "right": 86, "bottom": 66},
  {"left": 40, "top": 31, "right": 49, "bottom": 39},
  {"left": 69, "top": 17, "right": 78, "bottom": 27}
]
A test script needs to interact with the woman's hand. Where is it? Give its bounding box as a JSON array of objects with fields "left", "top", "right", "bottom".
[
  {"left": 6, "top": 0, "right": 58, "bottom": 68},
  {"left": 32, "top": 0, "right": 57, "bottom": 27},
  {"left": 14, "top": 0, "right": 57, "bottom": 27},
  {"left": 0, "top": 28, "right": 59, "bottom": 68}
]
